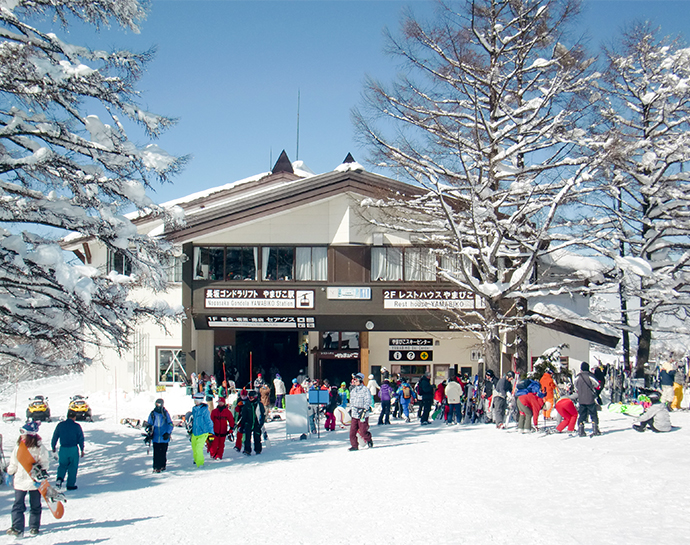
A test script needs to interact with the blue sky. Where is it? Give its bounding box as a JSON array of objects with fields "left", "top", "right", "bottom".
[{"left": 51, "top": 0, "right": 690, "bottom": 204}]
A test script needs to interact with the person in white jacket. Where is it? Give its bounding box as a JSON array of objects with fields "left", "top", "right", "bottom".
[
  {"left": 273, "top": 374, "right": 286, "bottom": 409},
  {"left": 6, "top": 421, "right": 50, "bottom": 537},
  {"left": 633, "top": 391, "right": 672, "bottom": 433}
]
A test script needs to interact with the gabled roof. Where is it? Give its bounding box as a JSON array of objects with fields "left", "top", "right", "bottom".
[{"left": 163, "top": 151, "right": 420, "bottom": 243}]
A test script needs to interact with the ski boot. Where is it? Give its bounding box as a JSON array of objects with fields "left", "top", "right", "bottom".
[
  {"left": 577, "top": 423, "right": 586, "bottom": 437},
  {"left": 591, "top": 423, "right": 602, "bottom": 436}
]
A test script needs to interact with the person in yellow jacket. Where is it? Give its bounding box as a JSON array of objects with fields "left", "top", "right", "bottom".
[{"left": 540, "top": 369, "right": 557, "bottom": 419}]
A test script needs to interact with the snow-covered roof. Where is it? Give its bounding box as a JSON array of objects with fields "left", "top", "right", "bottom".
[{"left": 531, "top": 302, "right": 619, "bottom": 348}]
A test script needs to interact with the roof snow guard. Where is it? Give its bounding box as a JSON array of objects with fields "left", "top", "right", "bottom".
[{"left": 272, "top": 150, "right": 294, "bottom": 174}]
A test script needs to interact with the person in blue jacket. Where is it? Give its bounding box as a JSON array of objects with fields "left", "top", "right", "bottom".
[
  {"left": 191, "top": 393, "right": 213, "bottom": 467},
  {"left": 51, "top": 411, "right": 85, "bottom": 490},
  {"left": 397, "top": 380, "right": 416, "bottom": 422},
  {"left": 146, "top": 399, "right": 174, "bottom": 473}
]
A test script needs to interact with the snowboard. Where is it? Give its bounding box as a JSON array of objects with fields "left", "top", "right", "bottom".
[{"left": 16, "top": 441, "right": 65, "bottom": 519}]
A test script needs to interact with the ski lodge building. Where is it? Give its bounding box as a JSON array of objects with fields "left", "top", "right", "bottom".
[{"left": 66, "top": 152, "right": 618, "bottom": 395}]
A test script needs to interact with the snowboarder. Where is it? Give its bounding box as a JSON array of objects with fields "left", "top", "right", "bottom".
[
  {"left": 51, "top": 410, "right": 85, "bottom": 490},
  {"left": 190, "top": 392, "right": 213, "bottom": 467},
  {"left": 209, "top": 397, "right": 235, "bottom": 459},
  {"left": 146, "top": 398, "right": 173, "bottom": 473},
  {"left": 348, "top": 373, "right": 373, "bottom": 451},
  {"left": 633, "top": 391, "right": 672, "bottom": 433},
  {"left": 273, "top": 373, "right": 286, "bottom": 409},
  {"left": 575, "top": 362, "right": 602, "bottom": 437},
  {"left": 6, "top": 422, "right": 49, "bottom": 537},
  {"left": 239, "top": 390, "right": 265, "bottom": 456}
]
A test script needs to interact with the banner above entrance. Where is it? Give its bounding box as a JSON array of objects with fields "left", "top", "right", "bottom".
[
  {"left": 205, "top": 289, "right": 315, "bottom": 309},
  {"left": 207, "top": 316, "right": 316, "bottom": 328}
]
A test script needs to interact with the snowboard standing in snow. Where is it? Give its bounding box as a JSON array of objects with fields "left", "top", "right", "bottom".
[{"left": 16, "top": 441, "right": 65, "bottom": 519}]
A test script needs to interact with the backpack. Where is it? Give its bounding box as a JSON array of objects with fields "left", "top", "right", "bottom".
[{"left": 402, "top": 385, "right": 411, "bottom": 399}]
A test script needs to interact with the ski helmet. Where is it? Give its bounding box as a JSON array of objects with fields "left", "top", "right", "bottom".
[
  {"left": 486, "top": 369, "right": 495, "bottom": 378},
  {"left": 21, "top": 421, "right": 40, "bottom": 435},
  {"left": 648, "top": 391, "right": 661, "bottom": 403}
]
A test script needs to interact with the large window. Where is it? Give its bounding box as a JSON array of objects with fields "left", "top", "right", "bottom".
[
  {"left": 322, "top": 331, "right": 360, "bottom": 350},
  {"left": 107, "top": 249, "right": 132, "bottom": 276},
  {"left": 371, "top": 247, "right": 403, "bottom": 281},
  {"left": 158, "top": 348, "right": 187, "bottom": 384},
  {"left": 225, "top": 247, "right": 257, "bottom": 281},
  {"left": 405, "top": 248, "right": 436, "bottom": 281},
  {"left": 295, "top": 247, "right": 327, "bottom": 281},
  {"left": 194, "top": 247, "right": 224, "bottom": 280},
  {"left": 262, "top": 247, "right": 294, "bottom": 281}
]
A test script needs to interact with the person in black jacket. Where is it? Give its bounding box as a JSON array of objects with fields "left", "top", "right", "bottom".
[
  {"left": 418, "top": 373, "right": 434, "bottom": 425},
  {"left": 324, "top": 386, "right": 339, "bottom": 431},
  {"left": 493, "top": 371, "right": 514, "bottom": 429},
  {"left": 239, "top": 390, "right": 265, "bottom": 456}
]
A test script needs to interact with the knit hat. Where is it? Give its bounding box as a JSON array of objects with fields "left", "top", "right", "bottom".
[
  {"left": 368, "top": 374, "right": 374, "bottom": 379},
  {"left": 192, "top": 392, "right": 204, "bottom": 402},
  {"left": 240, "top": 388, "right": 248, "bottom": 399},
  {"left": 155, "top": 398, "right": 164, "bottom": 406},
  {"left": 21, "top": 421, "right": 40, "bottom": 435},
  {"left": 218, "top": 397, "right": 226, "bottom": 405},
  {"left": 292, "top": 378, "right": 298, "bottom": 384},
  {"left": 581, "top": 362, "right": 590, "bottom": 372},
  {"left": 276, "top": 374, "right": 281, "bottom": 379}
]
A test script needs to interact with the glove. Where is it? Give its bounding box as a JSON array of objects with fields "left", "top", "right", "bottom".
[{"left": 162, "top": 433, "right": 170, "bottom": 440}]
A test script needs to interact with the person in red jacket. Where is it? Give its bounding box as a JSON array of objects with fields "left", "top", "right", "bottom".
[
  {"left": 289, "top": 378, "right": 305, "bottom": 395},
  {"left": 209, "top": 397, "right": 235, "bottom": 460},
  {"left": 517, "top": 391, "right": 547, "bottom": 433},
  {"left": 555, "top": 394, "right": 578, "bottom": 433}
]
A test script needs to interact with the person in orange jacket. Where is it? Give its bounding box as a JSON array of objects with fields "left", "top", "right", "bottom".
[
  {"left": 540, "top": 369, "right": 557, "bottom": 419},
  {"left": 289, "top": 378, "right": 305, "bottom": 395}
]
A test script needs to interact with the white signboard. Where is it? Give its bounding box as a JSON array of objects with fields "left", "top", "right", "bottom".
[
  {"left": 285, "top": 393, "right": 310, "bottom": 436},
  {"left": 207, "top": 316, "right": 316, "bottom": 328},
  {"left": 327, "top": 287, "right": 372, "bottom": 300},
  {"left": 383, "top": 289, "right": 484, "bottom": 310},
  {"left": 205, "top": 289, "right": 314, "bottom": 309}
]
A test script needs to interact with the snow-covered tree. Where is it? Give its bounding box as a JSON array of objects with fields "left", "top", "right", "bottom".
[
  {"left": 354, "top": 0, "right": 602, "bottom": 374},
  {"left": 0, "top": 0, "right": 186, "bottom": 373},
  {"left": 596, "top": 23, "right": 690, "bottom": 376}
]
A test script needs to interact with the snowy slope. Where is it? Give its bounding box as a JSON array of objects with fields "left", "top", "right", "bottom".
[{"left": 1, "top": 375, "right": 689, "bottom": 544}]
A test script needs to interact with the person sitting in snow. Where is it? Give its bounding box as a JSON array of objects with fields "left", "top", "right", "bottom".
[{"left": 633, "top": 391, "right": 672, "bottom": 433}]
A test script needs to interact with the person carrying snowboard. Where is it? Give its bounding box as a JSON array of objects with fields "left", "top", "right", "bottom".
[
  {"left": 146, "top": 398, "right": 173, "bottom": 473},
  {"left": 239, "top": 390, "right": 265, "bottom": 456},
  {"left": 6, "top": 421, "right": 49, "bottom": 537},
  {"left": 191, "top": 392, "right": 213, "bottom": 467},
  {"left": 51, "top": 410, "right": 85, "bottom": 490},
  {"left": 209, "top": 397, "right": 235, "bottom": 460}
]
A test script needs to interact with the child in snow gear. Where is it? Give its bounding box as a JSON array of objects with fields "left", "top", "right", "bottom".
[
  {"left": 348, "top": 373, "right": 373, "bottom": 450},
  {"left": 191, "top": 393, "right": 213, "bottom": 467},
  {"left": 337, "top": 382, "right": 349, "bottom": 407},
  {"left": 575, "top": 362, "right": 602, "bottom": 436},
  {"left": 240, "top": 390, "right": 265, "bottom": 455},
  {"left": 633, "top": 392, "right": 672, "bottom": 432},
  {"left": 51, "top": 411, "right": 84, "bottom": 490},
  {"left": 6, "top": 422, "right": 50, "bottom": 537},
  {"left": 146, "top": 398, "right": 173, "bottom": 473},
  {"left": 210, "top": 397, "right": 235, "bottom": 459}
]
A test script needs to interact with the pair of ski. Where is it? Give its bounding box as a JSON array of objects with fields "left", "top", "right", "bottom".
[{"left": 16, "top": 441, "right": 65, "bottom": 519}]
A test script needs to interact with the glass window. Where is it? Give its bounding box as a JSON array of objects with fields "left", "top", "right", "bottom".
[
  {"left": 158, "top": 348, "right": 187, "bottom": 384},
  {"left": 108, "top": 249, "right": 132, "bottom": 276},
  {"left": 262, "top": 247, "right": 294, "bottom": 281},
  {"left": 194, "top": 247, "right": 224, "bottom": 280},
  {"left": 371, "top": 247, "right": 403, "bottom": 281},
  {"left": 225, "top": 247, "right": 257, "bottom": 281},
  {"left": 322, "top": 331, "right": 360, "bottom": 349},
  {"left": 295, "top": 247, "right": 328, "bottom": 281},
  {"left": 405, "top": 248, "right": 436, "bottom": 281},
  {"left": 165, "top": 256, "right": 183, "bottom": 283}
]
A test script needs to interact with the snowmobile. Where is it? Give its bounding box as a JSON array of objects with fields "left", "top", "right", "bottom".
[
  {"left": 26, "top": 396, "right": 51, "bottom": 422},
  {"left": 68, "top": 395, "right": 93, "bottom": 421}
]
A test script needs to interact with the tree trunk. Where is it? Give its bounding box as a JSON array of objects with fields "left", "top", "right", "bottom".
[
  {"left": 636, "top": 307, "right": 652, "bottom": 384},
  {"left": 483, "top": 303, "right": 502, "bottom": 376},
  {"left": 515, "top": 297, "right": 529, "bottom": 377}
]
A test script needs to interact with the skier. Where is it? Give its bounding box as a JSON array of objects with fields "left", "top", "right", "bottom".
[
  {"left": 444, "top": 376, "right": 463, "bottom": 425},
  {"left": 146, "top": 398, "right": 173, "bottom": 473},
  {"left": 575, "top": 362, "right": 602, "bottom": 437},
  {"left": 6, "top": 422, "right": 49, "bottom": 537},
  {"left": 191, "top": 392, "right": 213, "bottom": 467},
  {"left": 417, "top": 372, "right": 434, "bottom": 425},
  {"left": 51, "top": 410, "right": 85, "bottom": 490},
  {"left": 273, "top": 373, "right": 286, "bottom": 409},
  {"left": 540, "top": 369, "right": 557, "bottom": 419},
  {"left": 377, "top": 379, "right": 394, "bottom": 425},
  {"left": 397, "top": 379, "right": 416, "bottom": 422},
  {"left": 348, "top": 373, "right": 373, "bottom": 451},
  {"left": 209, "top": 397, "right": 235, "bottom": 460},
  {"left": 240, "top": 390, "right": 265, "bottom": 456},
  {"left": 554, "top": 393, "right": 578, "bottom": 434},
  {"left": 633, "top": 392, "right": 672, "bottom": 432},
  {"left": 493, "top": 371, "right": 514, "bottom": 429}
]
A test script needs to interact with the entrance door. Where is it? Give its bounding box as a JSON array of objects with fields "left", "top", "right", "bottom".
[
  {"left": 235, "top": 331, "right": 307, "bottom": 389},
  {"left": 320, "top": 359, "right": 359, "bottom": 389}
]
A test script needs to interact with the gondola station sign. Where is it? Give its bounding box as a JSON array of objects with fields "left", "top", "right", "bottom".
[
  {"left": 389, "top": 338, "right": 433, "bottom": 362},
  {"left": 383, "top": 289, "right": 482, "bottom": 309},
  {"left": 205, "top": 289, "right": 315, "bottom": 309}
]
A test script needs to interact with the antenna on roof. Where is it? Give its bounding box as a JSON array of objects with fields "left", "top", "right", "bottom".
[{"left": 296, "top": 89, "right": 300, "bottom": 161}]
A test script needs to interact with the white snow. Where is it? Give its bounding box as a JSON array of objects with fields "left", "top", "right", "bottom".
[{"left": 1, "top": 374, "right": 689, "bottom": 544}]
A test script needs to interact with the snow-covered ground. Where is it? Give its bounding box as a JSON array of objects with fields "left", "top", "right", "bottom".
[{"left": 1, "top": 374, "right": 689, "bottom": 544}]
